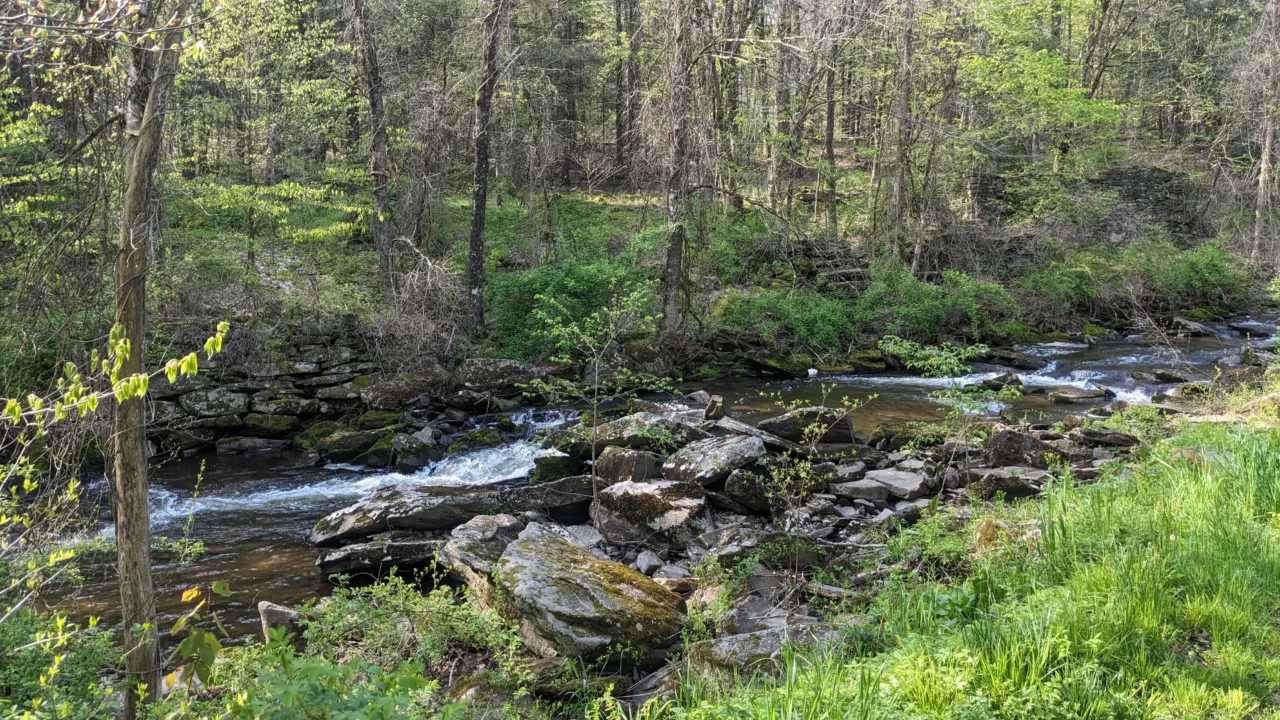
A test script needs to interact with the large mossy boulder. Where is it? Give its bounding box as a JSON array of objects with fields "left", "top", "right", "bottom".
[
  {"left": 531, "top": 455, "right": 588, "bottom": 484},
  {"left": 242, "top": 413, "right": 301, "bottom": 438},
  {"left": 756, "top": 407, "right": 855, "bottom": 443},
  {"left": 661, "top": 435, "right": 767, "bottom": 486},
  {"left": 312, "top": 429, "right": 383, "bottom": 463},
  {"left": 308, "top": 484, "right": 503, "bottom": 546},
  {"left": 591, "top": 479, "right": 710, "bottom": 551},
  {"left": 447, "top": 428, "right": 504, "bottom": 455},
  {"left": 493, "top": 523, "right": 685, "bottom": 665}
]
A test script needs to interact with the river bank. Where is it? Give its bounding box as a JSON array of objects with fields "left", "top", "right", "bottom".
[{"left": 55, "top": 313, "right": 1278, "bottom": 644}]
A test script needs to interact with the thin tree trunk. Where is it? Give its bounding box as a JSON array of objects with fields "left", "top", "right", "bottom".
[
  {"left": 889, "top": 0, "right": 915, "bottom": 240},
  {"left": 351, "top": 0, "right": 394, "bottom": 284},
  {"left": 625, "top": 0, "right": 640, "bottom": 170},
  {"left": 824, "top": 61, "right": 838, "bottom": 231},
  {"left": 114, "top": 3, "right": 190, "bottom": 717},
  {"left": 661, "top": 0, "right": 693, "bottom": 342},
  {"left": 614, "top": 0, "right": 626, "bottom": 169},
  {"left": 768, "top": 1, "right": 793, "bottom": 210},
  {"left": 468, "top": 0, "right": 508, "bottom": 333},
  {"left": 1257, "top": 0, "right": 1280, "bottom": 264}
]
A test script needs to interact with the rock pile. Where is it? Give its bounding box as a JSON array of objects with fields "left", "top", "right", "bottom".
[{"left": 306, "top": 391, "right": 1141, "bottom": 677}]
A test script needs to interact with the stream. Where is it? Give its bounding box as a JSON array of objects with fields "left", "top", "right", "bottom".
[{"left": 61, "top": 320, "right": 1276, "bottom": 642}]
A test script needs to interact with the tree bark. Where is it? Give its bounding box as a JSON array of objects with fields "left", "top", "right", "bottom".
[
  {"left": 661, "top": 0, "right": 694, "bottom": 342},
  {"left": 824, "top": 60, "right": 838, "bottom": 231},
  {"left": 888, "top": 0, "right": 915, "bottom": 237},
  {"left": 351, "top": 0, "right": 394, "bottom": 284},
  {"left": 468, "top": 0, "right": 508, "bottom": 333},
  {"left": 114, "top": 3, "right": 190, "bottom": 717},
  {"left": 1257, "top": 0, "right": 1280, "bottom": 264},
  {"left": 768, "top": 1, "right": 793, "bottom": 210}
]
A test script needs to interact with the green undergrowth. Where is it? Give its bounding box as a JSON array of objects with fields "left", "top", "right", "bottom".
[{"left": 663, "top": 422, "right": 1280, "bottom": 719}]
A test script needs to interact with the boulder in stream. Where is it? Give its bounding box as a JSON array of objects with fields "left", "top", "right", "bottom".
[
  {"left": 594, "top": 446, "right": 664, "bottom": 484},
  {"left": 315, "top": 532, "right": 444, "bottom": 576},
  {"left": 309, "top": 484, "right": 503, "bottom": 546},
  {"left": 493, "top": 523, "right": 685, "bottom": 665},
  {"left": 755, "top": 407, "right": 855, "bottom": 443}
]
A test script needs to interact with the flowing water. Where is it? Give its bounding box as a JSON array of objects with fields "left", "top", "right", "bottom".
[{"left": 60, "top": 321, "right": 1276, "bottom": 642}]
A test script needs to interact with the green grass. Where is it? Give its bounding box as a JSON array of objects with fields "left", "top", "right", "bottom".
[{"left": 660, "top": 422, "right": 1280, "bottom": 719}]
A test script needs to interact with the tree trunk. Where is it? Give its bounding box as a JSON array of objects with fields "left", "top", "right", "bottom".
[
  {"left": 625, "top": 0, "right": 640, "bottom": 170},
  {"left": 351, "top": 0, "right": 394, "bottom": 284},
  {"left": 468, "top": 0, "right": 508, "bottom": 333},
  {"left": 1257, "top": 0, "right": 1280, "bottom": 264},
  {"left": 661, "top": 0, "right": 693, "bottom": 342},
  {"left": 114, "top": 4, "right": 190, "bottom": 717},
  {"left": 824, "top": 61, "right": 838, "bottom": 231},
  {"left": 768, "top": 1, "right": 793, "bottom": 210},
  {"left": 889, "top": 0, "right": 915, "bottom": 237},
  {"left": 614, "top": 0, "right": 626, "bottom": 169}
]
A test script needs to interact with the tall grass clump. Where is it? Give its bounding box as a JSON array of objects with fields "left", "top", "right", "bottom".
[{"left": 664, "top": 424, "right": 1280, "bottom": 719}]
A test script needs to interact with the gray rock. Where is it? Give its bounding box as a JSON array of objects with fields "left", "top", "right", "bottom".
[
  {"left": 251, "top": 396, "right": 319, "bottom": 415},
  {"left": 984, "top": 348, "right": 1049, "bottom": 370},
  {"left": 493, "top": 523, "right": 685, "bottom": 664},
  {"left": 1048, "top": 386, "right": 1108, "bottom": 404},
  {"left": 722, "top": 468, "right": 772, "bottom": 514},
  {"left": 706, "top": 416, "right": 800, "bottom": 452},
  {"left": 1171, "top": 316, "right": 1215, "bottom": 337},
  {"left": 591, "top": 479, "right": 710, "bottom": 551},
  {"left": 828, "top": 479, "right": 889, "bottom": 503},
  {"left": 316, "top": 533, "right": 444, "bottom": 576},
  {"left": 634, "top": 550, "right": 663, "bottom": 576},
  {"left": 359, "top": 372, "right": 446, "bottom": 411},
  {"left": 258, "top": 601, "right": 304, "bottom": 646},
  {"left": 593, "top": 412, "right": 710, "bottom": 453},
  {"left": 392, "top": 434, "right": 440, "bottom": 472},
  {"left": 1229, "top": 320, "right": 1276, "bottom": 337},
  {"left": 438, "top": 514, "right": 525, "bottom": 608},
  {"left": 315, "top": 376, "right": 374, "bottom": 400},
  {"left": 704, "top": 394, "right": 727, "bottom": 421},
  {"left": 967, "top": 467, "right": 1046, "bottom": 500},
  {"left": 242, "top": 413, "right": 301, "bottom": 438},
  {"left": 506, "top": 475, "right": 602, "bottom": 524},
  {"left": 1152, "top": 369, "right": 1190, "bottom": 384},
  {"left": 455, "top": 358, "right": 549, "bottom": 396},
  {"left": 662, "top": 435, "right": 767, "bottom": 486},
  {"left": 985, "top": 429, "right": 1059, "bottom": 469},
  {"left": 312, "top": 429, "right": 383, "bottom": 463},
  {"left": 308, "top": 485, "right": 503, "bottom": 546},
  {"left": 594, "top": 446, "right": 665, "bottom": 484},
  {"left": 179, "top": 388, "right": 249, "bottom": 417},
  {"left": 215, "top": 437, "right": 288, "bottom": 454},
  {"left": 686, "top": 626, "right": 837, "bottom": 677},
  {"left": 756, "top": 407, "right": 855, "bottom": 443},
  {"left": 1070, "top": 427, "right": 1140, "bottom": 447},
  {"left": 865, "top": 468, "right": 928, "bottom": 500}
]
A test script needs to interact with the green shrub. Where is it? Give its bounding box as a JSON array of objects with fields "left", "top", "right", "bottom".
[
  {"left": 715, "top": 288, "right": 854, "bottom": 355},
  {"left": 303, "top": 576, "right": 523, "bottom": 682},
  {"left": 487, "top": 262, "right": 641, "bottom": 360},
  {"left": 0, "top": 609, "right": 116, "bottom": 717},
  {"left": 852, "top": 258, "right": 1022, "bottom": 342}
]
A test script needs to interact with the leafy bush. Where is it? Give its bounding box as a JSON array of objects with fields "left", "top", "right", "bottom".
[
  {"left": 852, "top": 258, "right": 1022, "bottom": 342},
  {"left": 0, "top": 609, "right": 116, "bottom": 717},
  {"left": 715, "top": 288, "right": 855, "bottom": 355},
  {"left": 303, "top": 576, "right": 523, "bottom": 683},
  {"left": 487, "top": 262, "right": 642, "bottom": 360}
]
